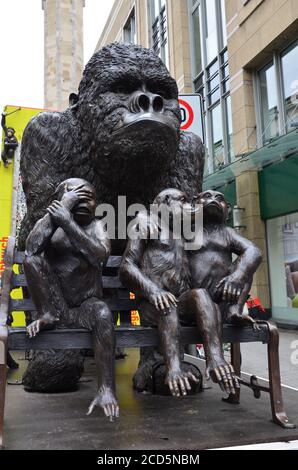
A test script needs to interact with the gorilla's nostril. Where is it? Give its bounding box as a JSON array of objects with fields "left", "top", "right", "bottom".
[
  {"left": 152, "top": 95, "right": 164, "bottom": 112},
  {"left": 138, "top": 94, "right": 150, "bottom": 111}
]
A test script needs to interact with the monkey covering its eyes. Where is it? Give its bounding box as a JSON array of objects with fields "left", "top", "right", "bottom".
[{"left": 23, "top": 178, "right": 119, "bottom": 420}]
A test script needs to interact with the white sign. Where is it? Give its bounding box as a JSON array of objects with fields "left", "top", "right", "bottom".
[{"left": 179, "top": 94, "right": 204, "bottom": 142}]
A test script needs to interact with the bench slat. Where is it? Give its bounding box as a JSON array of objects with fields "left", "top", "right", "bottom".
[
  {"left": 10, "top": 297, "right": 138, "bottom": 312},
  {"left": 13, "top": 252, "right": 122, "bottom": 267},
  {"left": 12, "top": 274, "right": 124, "bottom": 289},
  {"left": 7, "top": 324, "right": 269, "bottom": 350}
]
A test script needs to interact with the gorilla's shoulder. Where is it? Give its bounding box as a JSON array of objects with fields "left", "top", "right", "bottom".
[
  {"left": 179, "top": 131, "right": 204, "bottom": 155},
  {"left": 23, "top": 109, "right": 73, "bottom": 137}
]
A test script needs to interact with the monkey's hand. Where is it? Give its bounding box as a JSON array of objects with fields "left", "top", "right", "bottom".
[
  {"left": 47, "top": 200, "right": 72, "bottom": 227},
  {"left": 61, "top": 183, "right": 93, "bottom": 210},
  {"left": 148, "top": 289, "right": 177, "bottom": 314},
  {"left": 137, "top": 211, "right": 159, "bottom": 239},
  {"left": 215, "top": 274, "right": 245, "bottom": 304}
]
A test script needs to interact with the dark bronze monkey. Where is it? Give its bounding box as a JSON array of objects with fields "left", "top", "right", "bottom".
[
  {"left": 23, "top": 178, "right": 119, "bottom": 420},
  {"left": 177, "top": 190, "right": 262, "bottom": 394},
  {"left": 120, "top": 188, "right": 201, "bottom": 396}
]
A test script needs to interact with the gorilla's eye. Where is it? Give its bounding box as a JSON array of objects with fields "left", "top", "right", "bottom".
[
  {"left": 216, "top": 195, "right": 223, "bottom": 201},
  {"left": 204, "top": 193, "right": 211, "bottom": 198},
  {"left": 112, "top": 84, "right": 127, "bottom": 94}
]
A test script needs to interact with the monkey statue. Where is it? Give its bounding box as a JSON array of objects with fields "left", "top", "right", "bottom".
[
  {"left": 1, "top": 113, "right": 18, "bottom": 168},
  {"left": 120, "top": 188, "right": 201, "bottom": 396},
  {"left": 176, "top": 190, "right": 262, "bottom": 394},
  {"left": 23, "top": 178, "right": 119, "bottom": 420},
  {"left": 19, "top": 42, "right": 204, "bottom": 391}
]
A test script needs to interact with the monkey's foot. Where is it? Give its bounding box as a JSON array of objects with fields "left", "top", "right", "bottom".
[
  {"left": 27, "top": 316, "right": 58, "bottom": 338},
  {"left": 229, "top": 313, "right": 261, "bottom": 331},
  {"left": 205, "top": 356, "right": 240, "bottom": 395},
  {"left": 87, "top": 387, "right": 119, "bottom": 421},
  {"left": 165, "top": 368, "right": 200, "bottom": 397}
]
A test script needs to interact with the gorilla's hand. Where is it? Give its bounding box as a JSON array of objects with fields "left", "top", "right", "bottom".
[
  {"left": 47, "top": 201, "right": 72, "bottom": 227},
  {"left": 61, "top": 183, "right": 93, "bottom": 210},
  {"left": 215, "top": 274, "right": 245, "bottom": 303},
  {"left": 148, "top": 288, "right": 177, "bottom": 313}
]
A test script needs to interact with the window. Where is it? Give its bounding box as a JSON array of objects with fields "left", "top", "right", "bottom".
[
  {"left": 267, "top": 213, "right": 298, "bottom": 320},
  {"left": 255, "top": 40, "right": 298, "bottom": 145},
  {"left": 211, "top": 104, "right": 224, "bottom": 166},
  {"left": 259, "top": 62, "right": 279, "bottom": 143},
  {"left": 123, "top": 9, "right": 136, "bottom": 44},
  {"left": 281, "top": 40, "right": 298, "bottom": 132},
  {"left": 205, "top": 0, "right": 218, "bottom": 63},
  {"left": 189, "top": 0, "right": 233, "bottom": 173},
  {"left": 150, "top": 0, "right": 169, "bottom": 67}
]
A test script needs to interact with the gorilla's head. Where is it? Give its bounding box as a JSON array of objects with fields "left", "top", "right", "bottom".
[{"left": 76, "top": 43, "right": 181, "bottom": 190}]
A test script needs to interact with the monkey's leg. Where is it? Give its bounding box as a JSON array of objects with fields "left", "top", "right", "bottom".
[
  {"left": 1, "top": 150, "right": 8, "bottom": 167},
  {"left": 227, "top": 280, "right": 260, "bottom": 330},
  {"left": 158, "top": 306, "right": 200, "bottom": 397},
  {"left": 183, "top": 289, "right": 240, "bottom": 395},
  {"left": 23, "top": 254, "right": 67, "bottom": 336},
  {"left": 67, "top": 298, "right": 119, "bottom": 421}
]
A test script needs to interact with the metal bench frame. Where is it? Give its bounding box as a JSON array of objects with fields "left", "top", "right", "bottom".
[{"left": 0, "top": 236, "right": 295, "bottom": 448}]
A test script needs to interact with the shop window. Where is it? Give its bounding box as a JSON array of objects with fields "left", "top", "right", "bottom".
[{"left": 267, "top": 213, "right": 298, "bottom": 318}]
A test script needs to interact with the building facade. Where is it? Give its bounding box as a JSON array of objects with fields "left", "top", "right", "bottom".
[
  {"left": 42, "top": 0, "right": 84, "bottom": 110},
  {"left": 97, "top": 0, "right": 298, "bottom": 325}
]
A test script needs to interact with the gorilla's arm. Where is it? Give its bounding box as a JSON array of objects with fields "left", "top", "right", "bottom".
[
  {"left": 19, "top": 110, "right": 77, "bottom": 248},
  {"left": 167, "top": 132, "right": 205, "bottom": 197}
]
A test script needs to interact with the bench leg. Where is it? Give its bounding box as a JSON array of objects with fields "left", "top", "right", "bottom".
[
  {"left": 267, "top": 321, "right": 295, "bottom": 429},
  {"left": 0, "top": 326, "right": 8, "bottom": 449},
  {"left": 222, "top": 342, "right": 241, "bottom": 404}
]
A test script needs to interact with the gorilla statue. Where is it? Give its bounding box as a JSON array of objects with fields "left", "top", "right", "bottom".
[{"left": 19, "top": 42, "right": 205, "bottom": 392}]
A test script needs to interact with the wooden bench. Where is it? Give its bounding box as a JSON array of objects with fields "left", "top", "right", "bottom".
[{"left": 0, "top": 236, "right": 295, "bottom": 448}]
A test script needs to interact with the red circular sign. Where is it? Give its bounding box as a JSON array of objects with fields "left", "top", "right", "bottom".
[{"left": 179, "top": 98, "right": 194, "bottom": 130}]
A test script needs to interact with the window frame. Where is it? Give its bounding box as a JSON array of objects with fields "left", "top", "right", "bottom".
[
  {"left": 254, "top": 40, "right": 298, "bottom": 148},
  {"left": 123, "top": 7, "right": 136, "bottom": 45},
  {"left": 188, "top": 0, "right": 232, "bottom": 174},
  {"left": 149, "top": 0, "right": 169, "bottom": 67}
]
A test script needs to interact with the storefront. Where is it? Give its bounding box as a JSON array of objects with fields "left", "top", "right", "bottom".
[{"left": 259, "top": 144, "right": 298, "bottom": 326}]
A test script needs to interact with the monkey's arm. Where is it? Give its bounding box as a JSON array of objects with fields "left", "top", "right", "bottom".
[
  {"left": 25, "top": 214, "right": 56, "bottom": 256},
  {"left": 119, "top": 238, "right": 162, "bottom": 300},
  {"left": 227, "top": 227, "right": 262, "bottom": 280},
  {"left": 63, "top": 220, "right": 110, "bottom": 267},
  {"left": 49, "top": 204, "right": 110, "bottom": 267},
  {"left": 1, "top": 113, "right": 7, "bottom": 135}
]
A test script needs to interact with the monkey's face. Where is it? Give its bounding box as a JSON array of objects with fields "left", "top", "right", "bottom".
[
  {"left": 58, "top": 177, "right": 97, "bottom": 225},
  {"left": 195, "top": 190, "right": 229, "bottom": 224},
  {"left": 154, "top": 188, "right": 190, "bottom": 221},
  {"left": 7, "top": 128, "right": 14, "bottom": 138},
  {"left": 77, "top": 44, "right": 181, "bottom": 186}
]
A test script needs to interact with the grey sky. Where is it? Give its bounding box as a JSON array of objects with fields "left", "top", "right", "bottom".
[{"left": 0, "top": 0, "right": 113, "bottom": 111}]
